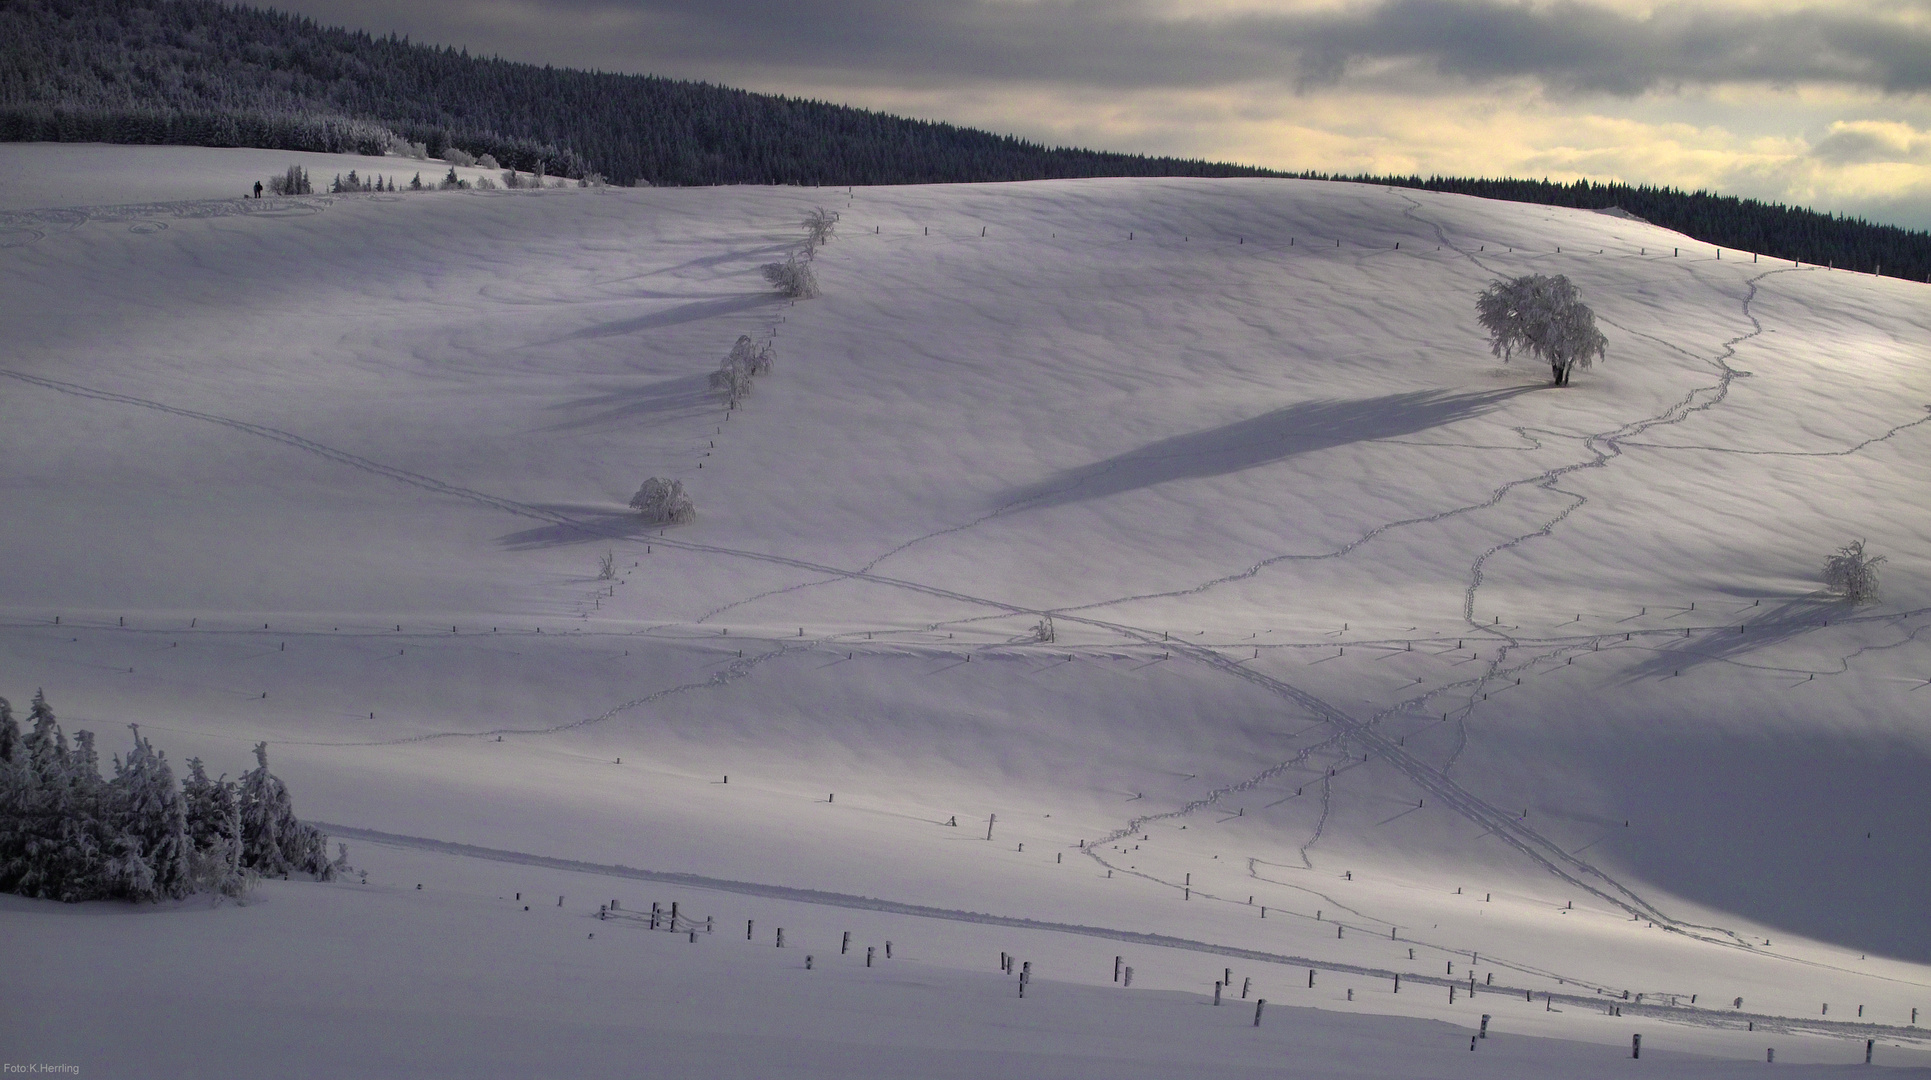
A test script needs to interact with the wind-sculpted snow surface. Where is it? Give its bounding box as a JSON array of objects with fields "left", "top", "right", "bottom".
[{"left": 1, "top": 148, "right": 1928, "bottom": 1074}]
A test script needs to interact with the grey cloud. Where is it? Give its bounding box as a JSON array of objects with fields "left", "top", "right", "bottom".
[{"left": 296, "top": 0, "right": 1931, "bottom": 96}]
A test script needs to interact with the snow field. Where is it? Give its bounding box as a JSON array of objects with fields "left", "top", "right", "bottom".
[{"left": 2, "top": 145, "right": 1927, "bottom": 1074}]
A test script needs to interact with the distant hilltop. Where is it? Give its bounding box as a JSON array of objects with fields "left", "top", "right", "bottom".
[{"left": 2, "top": 0, "right": 1924, "bottom": 279}]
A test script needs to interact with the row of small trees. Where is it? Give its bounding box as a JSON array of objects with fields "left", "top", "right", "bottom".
[{"left": 0, "top": 691, "right": 335, "bottom": 904}]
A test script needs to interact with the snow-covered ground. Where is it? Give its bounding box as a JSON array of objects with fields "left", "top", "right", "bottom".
[{"left": 2, "top": 144, "right": 1927, "bottom": 1077}]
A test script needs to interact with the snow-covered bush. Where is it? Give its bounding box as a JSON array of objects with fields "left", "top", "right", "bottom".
[
  {"left": 579, "top": 172, "right": 607, "bottom": 188},
  {"left": 267, "top": 165, "right": 311, "bottom": 196},
  {"left": 438, "top": 167, "right": 467, "bottom": 190},
  {"left": 709, "top": 335, "right": 773, "bottom": 407},
  {"left": 386, "top": 134, "right": 429, "bottom": 160},
  {"left": 1476, "top": 274, "right": 1607, "bottom": 386},
  {"left": 477, "top": 154, "right": 500, "bottom": 170},
  {"left": 630, "top": 478, "right": 695, "bottom": 525},
  {"left": 440, "top": 147, "right": 477, "bottom": 167},
  {"left": 0, "top": 693, "right": 328, "bottom": 903},
  {"left": 761, "top": 253, "right": 818, "bottom": 299},
  {"left": 598, "top": 550, "right": 617, "bottom": 580},
  {"left": 804, "top": 207, "right": 838, "bottom": 247},
  {"left": 473, "top": 176, "right": 497, "bottom": 190},
  {"left": 1823, "top": 539, "right": 1884, "bottom": 604}
]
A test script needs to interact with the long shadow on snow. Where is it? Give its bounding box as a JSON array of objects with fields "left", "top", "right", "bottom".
[
  {"left": 1620, "top": 596, "right": 1847, "bottom": 681},
  {"left": 496, "top": 506, "right": 653, "bottom": 551},
  {"left": 559, "top": 292, "right": 779, "bottom": 341},
  {"left": 999, "top": 387, "right": 1536, "bottom": 511},
  {"left": 542, "top": 373, "right": 715, "bottom": 431}
]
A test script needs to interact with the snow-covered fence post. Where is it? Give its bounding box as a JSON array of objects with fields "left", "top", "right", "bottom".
[
  {"left": 843, "top": 931, "right": 851, "bottom": 954},
  {"left": 1114, "top": 956, "right": 1123, "bottom": 983},
  {"left": 1480, "top": 1014, "right": 1490, "bottom": 1038},
  {"left": 1632, "top": 1034, "right": 1641, "bottom": 1059},
  {"left": 885, "top": 941, "right": 892, "bottom": 959},
  {"left": 1254, "top": 999, "right": 1266, "bottom": 1026},
  {"left": 986, "top": 814, "right": 996, "bottom": 840},
  {"left": 1123, "top": 966, "right": 1133, "bottom": 987},
  {"left": 776, "top": 928, "right": 784, "bottom": 948},
  {"left": 867, "top": 946, "right": 875, "bottom": 967},
  {"left": 1242, "top": 977, "right": 1251, "bottom": 999},
  {"left": 806, "top": 954, "right": 813, "bottom": 970},
  {"left": 1214, "top": 981, "right": 1223, "bottom": 1005},
  {"left": 747, "top": 919, "right": 754, "bottom": 940}
]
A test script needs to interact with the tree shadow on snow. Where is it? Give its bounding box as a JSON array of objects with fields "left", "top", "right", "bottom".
[
  {"left": 557, "top": 292, "right": 780, "bottom": 342},
  {"left": 495, "top": 506, "right": 651, "bottom": 551},
  {"left": 542, "top": 373, "right": 715, "bottom": 431},
  {"left": 999, "top": 387, "right": 1537, "bottom": 512},
  {"left": 1620, "top": 595, "right": 1851, "bottom": 682}
]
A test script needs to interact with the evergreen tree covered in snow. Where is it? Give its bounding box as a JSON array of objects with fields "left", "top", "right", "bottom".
[
  {"left": 0, "top": 696, "right": 327, "bottom": 902},
  {"left": 237, "top": 742, "right": 332, "bottom": 880}
]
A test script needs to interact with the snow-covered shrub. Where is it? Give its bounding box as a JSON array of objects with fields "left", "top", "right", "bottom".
[
  {"left": 386, "top": 134, "right": 429, "bottom": 160},
  {"left": 580, "top": 172, "right": 606, "bottom": 188},
  {"left": 709, "top": 336, "right": 773, "bottom": 407},
  {"left": 1476, "top": 274, "right": 1607, "bottom": 386},
  {"left": 440, "top": 147, "right": 477, "bottom": 167},
  {"left": 761, "top": 253, "right": 819, "bottom": 299},
  {"left": 630, "top": 478, "right": 695, "bottom": 525},
  {"left": 804, "top": 207, "right": 838, "bottom": 247},
  {"left": 473, "top": 176, "right": 497, "bottom": 190},
  {"left": 598, "top": 550, "right": 617, "bottom": 580},
  {"left": 267, "top": 165, "right": 311, "bottom": 196},
  {"left": 1823, "top": 539, "right": 1884, "bottom": 604},
  {"left": 477, "top": 154, "right": 500, "bottom": 170},
  {"left": 409, "top": 171, "right": 424, "bottom": 191},
  {"left": 502, "top": 170, "right": 524, "bottom": 189},
  {"left": 438, "top": 167, "right": 467, "bottom": 190}
]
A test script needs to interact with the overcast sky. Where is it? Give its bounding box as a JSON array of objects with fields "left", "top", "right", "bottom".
[{"left": 292, "top": 0, "right": 1931, "bottom": 229}]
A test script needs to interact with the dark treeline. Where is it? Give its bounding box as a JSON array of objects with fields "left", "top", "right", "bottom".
[
  {"left": 1310, "top": 174, "right": 1930, "bottom": 284},
  {"left": 0, "top": 0, "right": 1264, "bottom": 186},
  {"left": 4, "top": 0, "right": 1925, "bottom": 280}
]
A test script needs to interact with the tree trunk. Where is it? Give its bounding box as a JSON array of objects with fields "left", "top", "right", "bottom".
[{"left": 1551, "top": 361, "right": 1565, "bottom": 385}]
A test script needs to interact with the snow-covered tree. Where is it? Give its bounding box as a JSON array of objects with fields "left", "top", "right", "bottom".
[
  {"left": 1475, "top": 274, "right": 1607, "bottom": 386},
  {"left": 111, "top": 724, "right": 193, "bottom": 900},
  {"left": 0, "top": 696, "right": 17, "bottom": 765},
  {"left": 182, "top": 758, "right": 251, "bottom": 900},
  {"left": 1823, "top": 539, "right": 1884, "bottom": 604},
  {"left": 238, "top": 742, "right": 333, "bottom": 881},
  {"left": 804, "top": 207, "right": 838, "bottom": 247},
  {"left": 629, "top": 477, "right": 695, "bottom": 525},
  {"left": 761, "top": 253, "right": 818, "bottom": 299},
  {"left": 709, "top": 335, "right": 773, "bottom": 407}
]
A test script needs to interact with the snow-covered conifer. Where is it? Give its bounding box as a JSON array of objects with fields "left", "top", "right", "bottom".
[
  {"left": 238, "top": 743, "right": 333, "bottom": 880},
  {"left": 1476, "top": 274, "right": 1607, "bottom": 386},
  {"left": 112, "top": 724, "right": 193, "bottom": 900},
  {"left": 1823, "top": 539, "right": 1884, "bottom": 604},
  {"left": 629, "top": 478, "right": 695, "bottom": 525},
  {"left": 0, "top": 696, "right": 17, "bottom": 764}
]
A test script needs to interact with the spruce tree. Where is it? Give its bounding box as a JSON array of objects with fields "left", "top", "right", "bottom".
[{"left": 112, "top": 724, "right": 193, "bottom": 900}]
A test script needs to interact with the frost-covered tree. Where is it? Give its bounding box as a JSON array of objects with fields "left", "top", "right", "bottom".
[
  {"left": 1823, "top": 539, "right": 1884, "bottom": 604},
  {"left": 182, "top": 758, "right": 251, "bottom": 899},
  {"left": 804, "top": 207, "right": 838, "bottom": 247},
  {"left": 0, "top": 696, "right": 17, "bottom": 765},
  {"left": 630, "top": 477, "right": 695, "bottom": 525},
  {"left": 1476, "top": 274, "right": 1607, "bottom": 386},
  {"left": 761, "top": 253, "right": 819, "bottom": 299},
  {"left": 111, "top": 724, "right": 193, "bottom": 900},
  {"left": 267, "top": 164, "right": 311, "bottom": 196},
  {"left": 237, "top": 742, "right": 333, "bottom": 881},
  {"left": 709, "top": 335, "right": 772, "bottom": 407}
]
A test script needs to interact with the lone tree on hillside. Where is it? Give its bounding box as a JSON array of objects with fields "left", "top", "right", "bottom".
[
  {"left": 630, "top": 478, "right": 695, "bottom": 525},
  {"left": 1476, "top": 274, "right": 1608, "bottom": 386},
  {"left": 1823, "top": 539, "right": 1884, "bottom": 604}
]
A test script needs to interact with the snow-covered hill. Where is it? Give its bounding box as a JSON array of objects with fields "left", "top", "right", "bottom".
[{"left": 2, "top": 143, "right": 1927, "bottom": 1076}]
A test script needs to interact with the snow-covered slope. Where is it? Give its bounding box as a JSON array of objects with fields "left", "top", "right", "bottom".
[{"left": 2, "top": 145, "right": 1927, "bottom": 1075}]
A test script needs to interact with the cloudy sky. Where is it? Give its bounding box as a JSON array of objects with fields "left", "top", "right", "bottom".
[{"left": 293, "top": 0, "right": 1931, "bottom": 228}]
